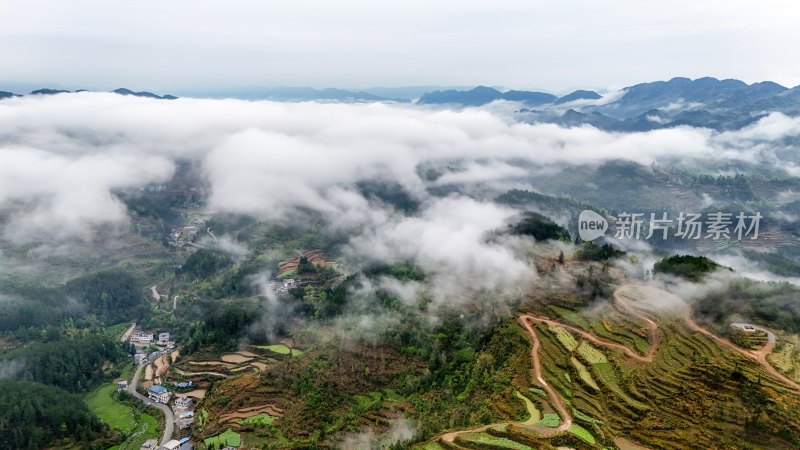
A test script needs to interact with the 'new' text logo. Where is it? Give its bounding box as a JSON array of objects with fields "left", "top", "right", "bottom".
[{"left": 578, "top": 210, "right": 608, "bottom": 241}]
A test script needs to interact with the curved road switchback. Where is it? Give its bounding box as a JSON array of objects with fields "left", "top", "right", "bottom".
[{"left": 128, "top": 363, "right": 175, "bottom": 446}]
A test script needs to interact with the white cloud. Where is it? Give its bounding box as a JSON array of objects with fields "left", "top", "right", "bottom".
[{"left": 0, "top": 94, "right": 797, "bottom": 242}]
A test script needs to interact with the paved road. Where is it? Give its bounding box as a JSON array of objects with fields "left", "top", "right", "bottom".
[{"left": 128, "top": 364, "right": 175, "bottom": 446}]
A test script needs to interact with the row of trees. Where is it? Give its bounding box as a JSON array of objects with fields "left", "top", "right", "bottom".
[
  {"left": 13, "top": 331, "right": 127, "bottom": 393},
  {"left": 0, "top": 380, "right": 112, "bottom": 449},
  {"left": 0, "top": 270, "right": 144, "bottom": 332}
]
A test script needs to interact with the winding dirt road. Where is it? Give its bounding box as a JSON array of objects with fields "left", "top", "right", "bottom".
[
  {"left": 517, "top": 314, "right": 574, "bottom": 433},
  {"left": 617, "top": 284, "right": 800, "bottom": 392}
]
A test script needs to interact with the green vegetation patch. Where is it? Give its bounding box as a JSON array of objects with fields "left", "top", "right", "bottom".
[
  {"left": 112, "top": 413, "right": 158, "bottom": 450},
  {"left": 536, "top": 413, "right": 561, "bottom": 427},
  {"left": 548, "top": 324, "right": 578, "bottom": 351},
  {"left": 576, "top": 341, "right": 607, "bottom": 364},
  {"left": 255, "top": 344, "right": 304, "bottom": 357},
  {"left": 570, "top": 356, "right": 600, "bottom": 390},
  {"left": 510, "top": 211, "right": 571, "bottom": 242},
  {"left": 514, "top": 391, "right": 540, "bottom": 425},
  {"left": 277, "top": 267, "right": 298, "bottom": 279},
  {"left": 204, "top": 428, "right": 241, "bottom": 448},
  {"left": 241, "top": 413, "right": 276, "bottom": 427},
  {"left": 354, "top": 391, "right": 383, "bottom": 409},
  {"left": 654, "top": 254, "right": 725, "bottom": 281},
  {"left": 547, "top": 305, "right": 591, "bottom": 329},
  {"left": 767, "top": 342, "right": 798, "bottom": 379},
  {"left": 421, "top": 443, "right": 446, "bottom": 450},
  {"left": 592, "top": 363, "right": 648, "bottom": 410},
  {"left": 85, "top": 384, "right": 136, "bottom": 433},
  {"left": 457, "top": 432, "right": 533, "bottom": 450},
  {"left": 528, "top": 387, "right": 546, "bottom": 397},
  {"left": 569, "top": 423, "right": 596, "bottom": 444},
  {"left": 573, "top": 409, "right": 603, "bottom": 425}
]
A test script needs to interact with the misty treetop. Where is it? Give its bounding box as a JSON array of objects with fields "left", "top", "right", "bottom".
[
  {"left": 509, "top": 211, "right": 571, "bottom": 242},
  {"left": 654, "top": 254, "right": 727, "bottom": 281}
]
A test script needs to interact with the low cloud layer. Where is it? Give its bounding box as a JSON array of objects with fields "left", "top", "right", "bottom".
[{"left": 3, "top": 93, "right": 799, "bottom": 243}]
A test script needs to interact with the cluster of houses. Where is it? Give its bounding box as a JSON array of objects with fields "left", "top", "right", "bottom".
[
  {"left": 131, "top": 329, "right": 176, "bottom": 366},
  {"left": 169, "top": 217, "right": 209, "bottom": 248},
  {"left": 174, "top": 394, "right": 196, "bottom": 429},
  {"left": 269, "top": 278, "right": 297, "bottom": 293},
  {"left": 144, "top": 385, "right": 196, "bottom": 429}
]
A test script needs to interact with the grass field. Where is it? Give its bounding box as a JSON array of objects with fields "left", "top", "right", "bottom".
[
  {"left": 548, "top": 305, "right": 591, "bottom": 329},
  {"left": 255, "top": 344, "right": 304, "bottom": 357},
  {"left": 241, "top": 413, "right": 276, "bottom": 427},
  {"left": 767, "top": 342, "right": 796, "bottom": 375},
  {"left": 577, "top": 341, "right": 607, "bottom": 364},
  {"left": 569, "top": 424, "right": 596, "bottom": 444},
  {"left": 422, "top": 443, "right": 446, "bottom": 450},
  {"left": 514, "top": 391, "right": 540, "bottom": 425},
  {"left": 354, "top": 391, "right": 382, "bottom": 409},
  {"left": 457, "top": 432, "right": 533, "bottom": 450},
  {"left": 204, "top": 428, "right": 241, "bottom": 448},
  {"left": 536, "top": 413, "right": 560, "bottom": 427},
  {"left": 112, "top": 413, "right": 158, "bottom": 450},
  {"left": 85, "top": 384, "right": 136, "bottom": 433},
  {"left": 571, "top": 356, "right": 600, "bottom": 390},
  {"left": 105, "top": 322, "right": 132, "bottom": 340},
  {"left": 548, "top": 323, "right": 579, "bottom": 351}
]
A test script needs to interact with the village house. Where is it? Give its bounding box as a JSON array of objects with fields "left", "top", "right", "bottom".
[
  {"left": 131, "top": 330, "right": 154, "bottom": 344},
  {"left": 116, "top": 380, "right": 128, "bottom": 391},
  {"left": 147, "top": 385, "right": 171, "bottom": 403},
  {"left": 177, "top": 411, "right": 195, "bottom": 429},
  {"left": 134, "top": 352, "right": 147, "bottom": 365},
  {"left": 158, "top": 332, "right": 171, "bottom": 344},
  {"left": 731, "top": 323, "right": 757, "bottom": 333},
  {"left": 272, "top": 278, "right": 298, "bottom": 293},
  {"left": 174, "top": 396, "right": 194, "bottom": 409},
  {"left": 160, "top": 439, "right": 181, "bottom": 450}
]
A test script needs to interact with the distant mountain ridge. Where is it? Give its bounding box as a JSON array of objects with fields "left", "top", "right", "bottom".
[
  {"left": 418, "top": 86, "right": 558, "bottom": 106},
  {"left": 2, "top": 77, "right": 799, "bottom": 131},
  {"left": 0, "top": 87, "right": 178, "bottom": 99}
]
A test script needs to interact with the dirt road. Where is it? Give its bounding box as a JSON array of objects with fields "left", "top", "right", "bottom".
[
  {"left": 518, "top": 315, "right": 574, "bottom": 433},
  {"left": 617, "top": 283, "right": 800, "bottom": 391},
  {"left": 120, "top": 323, "right": 136, "bottom": 343}
]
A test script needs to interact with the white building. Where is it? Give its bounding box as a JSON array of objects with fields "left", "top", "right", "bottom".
[
  {"left": 731, "top": 323, "right": 757, "bottom": 333},
  {"left": 147, "top": 385, "right": 171, "bottom": 403},
  {"left": 160, "top": 440, "right": 181, "bottom": 450},
  {"left": 131, "top": 330, "right": 154, "bottom": 344},
  {"left": 158, "top": 332, "right": 171, "bottom": 344},
  {"left": 174, "top": 396, "right": 194, "bottom": 409}
]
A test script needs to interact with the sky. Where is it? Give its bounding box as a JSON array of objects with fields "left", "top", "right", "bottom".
[{"left": 1, "top": 0, "right": 800, "bottom": 94}]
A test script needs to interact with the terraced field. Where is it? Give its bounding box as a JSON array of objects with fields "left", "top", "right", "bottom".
[
  {"left": 421, "top": 284, "right": 800, "bottom": 449},
  {"left": 767, "top": 341, "right": 800, "bottom": 382}
]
